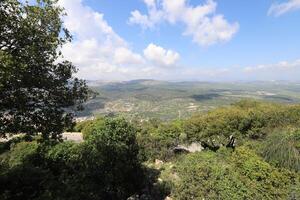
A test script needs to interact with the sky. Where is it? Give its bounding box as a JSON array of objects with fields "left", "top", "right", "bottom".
[{"left": 55, "top": 0, "right": 300, "bottom": 81}]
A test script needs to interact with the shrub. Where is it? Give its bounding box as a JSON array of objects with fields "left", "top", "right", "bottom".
[
  {"left": 0, "top": 118, "right": 146, "bottom": 200},
  {"left": 79, "top": 118, "right": 144, "bottom": 199},
  {"left": 73, "top": 119, "right": 94, "bottom": 132},
  {"left": 184, "top": 100, "right": 300, "bottom": 144},
  {"left": 261, "top": 129, "right": 300, "bottom": 172},
  {"left": 137, "top": 120, "right": 184, "bottom": 161},
  {"left": 81, "top": 117, "right": 105, "bottom": 139},
  {"left": 0, "top": 135, "right": 33, "bottom": 154},
  {"left": 0, "top": 141, "right": 51, "bottom": 200},
  {"left": 172, "top": 147, "right": 300, "bottom": 200},
  {"left": 6, "top": 141, "right": 39, "bottom": 168}
]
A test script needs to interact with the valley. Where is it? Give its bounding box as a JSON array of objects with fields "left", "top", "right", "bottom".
[{"left": 78, "top": 80, "right": 300, "bottom": 120}]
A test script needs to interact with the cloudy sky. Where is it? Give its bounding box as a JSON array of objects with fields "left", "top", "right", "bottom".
[{"left": 56, "top": 0, "right": 300, "bottom": 81}]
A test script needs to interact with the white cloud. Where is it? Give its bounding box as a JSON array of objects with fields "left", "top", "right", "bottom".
[
  {"left": 144, "top": 43, "right": 180, "bottom": 67},
  {"left": 244, "top": 59, "right": 300, "bottom": 72},
  {"left": 114, "top": 47, "right": 144, "bottom": 65},
  {"left": 57, "top": 0, "right": 300, "bottom": 82},
  {"left": 129, "top": 0, "right": 239, "bottom": 46},
  {"left": 240, "top": 59, "right": 300, "bottom": 81},
  {"left": 268, "top": 0, "right": 300, "bottom": 16},
  {"left": 129, "top": 1, "right": 163, "bottom": 29},
  {"left": 57, "top": 0, "right": 180, "bottom": 80},
  {"left": 174, "top": 59, "right": 300, "bottom": 81}
]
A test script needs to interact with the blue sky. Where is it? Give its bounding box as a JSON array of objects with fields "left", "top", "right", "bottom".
[{"left": 57, "top": 0, "right": 300, "bottom": 81}]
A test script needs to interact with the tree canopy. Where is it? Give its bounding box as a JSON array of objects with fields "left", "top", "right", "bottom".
[{"left": 0, "top": 0, "right": 88, "bottom": 139}]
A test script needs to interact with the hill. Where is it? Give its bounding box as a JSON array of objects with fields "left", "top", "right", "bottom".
[{"left": 77, "top": 80, "right": 300, "bottom": 120}]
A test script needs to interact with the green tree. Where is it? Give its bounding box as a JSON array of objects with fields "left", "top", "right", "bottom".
[
  {"left": 80, "top": 118, "right": 144, "bottom": 199},
  {"left": 0, "top": 118, "right": 146, "bottom": 200},
  {"left": 0, "top": 0, "right": 88, "bottom": 140}
]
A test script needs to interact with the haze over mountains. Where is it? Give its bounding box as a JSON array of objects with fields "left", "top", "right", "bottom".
[{"left": 78, "top": 79, "right": 300, "bottom": 120}]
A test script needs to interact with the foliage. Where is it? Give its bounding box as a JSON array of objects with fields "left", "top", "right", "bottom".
[
  {"left": 137, "top": 120, "right": 184, "bottom": 161},
  {"left": 6, "top": 141, "right": 39, "bottom": 168},
  {"left": 134, "top": 100, "right": 300, "bottom": 160},
  {"left": 78, "top": 117, "right": 144, "bottom": 199},
  {"left": 184, "top": 100, "right": 300, "bottom": 144},
  {"left": 73, "top": 119, "right": 94, "bottom": 132},
  {"left": 2, "top": 0, "right": 300, "bottom": 199},
  {"left": 79, "top": 80, "right": 300, "bottom": 120},
  {"left": 261, "top": 129, "right": 300, "bottom": 172},
  {"left": 172, "top": 147, "right": 300, "bottom": 200},
  {"left": 0, "top": 140, "right": 49, "bottom": 200},
  {"left": 1, "top": 100, "right": 300, "bottom": 199},
  {"left": 0, "top": 135, "right": 33, "bottom": 154},
  {"left": 0, "top": 0, "right": 88, "bottom": 140},
  {"left": 0, "top": 118, "right": 146, "bottom": 200},
  {"left": 81, "top": 117, "right": 105, "bottom": 140}
]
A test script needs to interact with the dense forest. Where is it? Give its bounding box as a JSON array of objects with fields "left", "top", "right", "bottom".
[{"left": 1, "top": 0, "right": 300, "bottom": 200}]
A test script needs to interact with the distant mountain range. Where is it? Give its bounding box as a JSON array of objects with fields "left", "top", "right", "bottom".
[{"left": 77, "top": 80, "right": 300, "bottom": 120}]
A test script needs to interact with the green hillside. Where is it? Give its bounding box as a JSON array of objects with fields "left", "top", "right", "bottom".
[
  {"left": 3, "top": 100, "right": 300, "bottom": 199},
  {"left": 78, "top": 80, "right": 300, "bottom": 120},
  {"left": 2, "top": 1, "right": 300, "bottom": 200}
]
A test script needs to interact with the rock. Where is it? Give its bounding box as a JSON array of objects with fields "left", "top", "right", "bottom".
[
  {"left": 155, "top": 159, "right": 164, "bottom": 168},
  {"left": 173, "top": 146, "right": 189, "bottom": 154},
  {"left": 127, "top": 194, "right": 151, "bottom": 200},
  {"left": 127, "top": 195, "right": 139, "bottom": 200},
  {"left": 173, "top": 142, "right": 203, "bottom": 154},
  {"left": 186, "top": 142, "right": 204, "bottom": 153}
]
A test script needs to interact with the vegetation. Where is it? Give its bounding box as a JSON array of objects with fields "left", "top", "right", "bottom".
[
  {"left": 0, "top": 0, "right": 88, "bottom": 139},
  {"left": 1, "top": 99, "right": 300, "bottom": 199},
  {"left": 1, "top": 0, "right": 300, "bottom": 200},
  {"left": 78, "top": 80, "right": 300, "bottom": 120},
  {"left": 0, "top": 118, "right": 147, "bottom": 200},
  {"left": 261, "top": 129, "right": 300, "bottom": 172},
  {"left": 134, "top": 100, "right": 300, "bottom": 161},
  {"left": 184, "top": 100, "right": 300, "bottom": 143},
  {"left": 81, "top": 117, "right": 105, "bottom": 140},
  {"left": 172, "top": 147, "right": 300, "bottom": 200}
]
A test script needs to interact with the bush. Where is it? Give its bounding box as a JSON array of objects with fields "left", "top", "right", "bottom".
[
  {"left": 73, "top": 120, "right": 93, "bottom": 132},
  {"left": 261, "top": 129, "right": 300, "bottom": 172},
  {"left": 80, "top": 118, "right": 144, "bottom": 199},
  {"left": 184, "top": 100, "right": 300, "bottom": 144},
  {"left": 81, "top": 117, "right": 105, "bottom": 139},
  {"left": 137, "top": 120, "right": 184, "bottom": 161},
  {"left": 7, "top": 141, "right": 39, "bottom": 168},
  {"left": 172, "top": 147, "right": 300, "bottom": 200},
  {"left": 0, "top": 118, "right": 146, "bottom": 200},
  {"left": 0, "top": 141, "right": 51, "bottom": 200},
  {"left": 0, "top": 135, "right": 33, "bottom": 154}
]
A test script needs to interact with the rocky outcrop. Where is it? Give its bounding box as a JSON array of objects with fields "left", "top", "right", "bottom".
[{"left": 173, "top": 142, "right": 203, "bottom": 154}]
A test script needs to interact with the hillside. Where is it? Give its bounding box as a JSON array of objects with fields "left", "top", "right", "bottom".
[
  {"left": 78, "top": 80, "right": 300, "bottom": 120},
  {"left": 2, "top": 1, "right": 300, "bottom": 199},
  {"left": 3, "top": 100, "right": 300, "bottom": 200}
]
